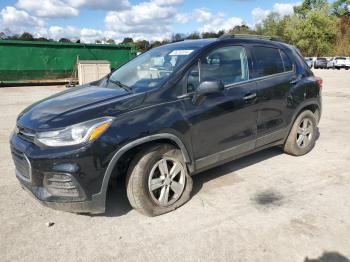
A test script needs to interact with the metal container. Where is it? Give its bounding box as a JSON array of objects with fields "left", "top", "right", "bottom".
[{"left": 0, "top": 40, "right": 136, "bottom": 84}]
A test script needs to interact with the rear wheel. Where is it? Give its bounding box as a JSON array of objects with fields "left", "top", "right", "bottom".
[
  {"left": 126, "top": 144, "right": 192, "bottom": 216},
  {"left": 283, "top": 110, "right": 317, "bottom": 156}
]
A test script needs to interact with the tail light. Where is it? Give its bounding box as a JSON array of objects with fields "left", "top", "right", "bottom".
[{"left": 315, "top": 76, "right": 323, "bottom": 91}]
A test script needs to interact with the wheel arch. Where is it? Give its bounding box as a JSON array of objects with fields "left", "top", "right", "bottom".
[
  {"left": 95, "top": 133, "right": 193, "bottom": 211},
  {"left": 284, "top": 100, "right": 321, "bottom": 144},
  {"left": 295, "top": 102, "right": 321, "bottom": 123}
]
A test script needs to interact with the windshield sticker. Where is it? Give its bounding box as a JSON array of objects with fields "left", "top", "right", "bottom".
[{"left": 169, "top": 50, "right": 194, "bottom": 56}]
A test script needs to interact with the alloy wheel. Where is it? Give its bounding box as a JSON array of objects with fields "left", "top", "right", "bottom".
[
  {"left": 148, "top": 158, "right": 186, "bottom": 207},
  {"left": 296, "top": 118, "right": 313, "bottom": 148}
]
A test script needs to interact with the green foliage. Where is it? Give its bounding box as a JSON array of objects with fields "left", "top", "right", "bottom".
[
  {"left": 202, "top": 30, "right": 225, "bottom": 38},
  {"left": 332, "top": 0, "right": 350, "bottom": 17},
  {"left": 106, "top": 39, "right": 115, "bottom": 44},
  {"left": 172, "top": 33, "right": 185, "bottom": 42},
  {"left": 134, "top": 40, "right": 150, "bottom": 52},
  {"left": 36, "top": 37, "right": 50, "bottom": 42},
  {"left": 255, "top": 0, "right": 348, "bottom": 56},
  {"left": 59, "top": 38, "right": 71, "bottom": 43},
  {"left": 284, "top": 10, "right": 338, "bottom": 56},
  {"left": 11, "top": 32, "right": 34, "bottom": 41},
  {"left": 294, "top": 0, "right": 328, "bottom": 17},
  {"left": 121, "top": 37, "right": 134, "bottom": 44},
  {"left": 227, "top": 25, "right": 255, "bottom": 35},
  {"left": 258, "top": 12, "right": 287, "bottom": 37},
  {"left": 186, "top": 32, "right": 201, "bottom": 39}
]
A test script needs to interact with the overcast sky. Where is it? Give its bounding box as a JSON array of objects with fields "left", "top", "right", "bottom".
[{"left": 0, "top": 0, "right": 303, "bottom": 42}]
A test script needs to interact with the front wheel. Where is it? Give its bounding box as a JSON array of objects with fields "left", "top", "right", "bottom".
[
  {"left": 126, "top": 144, "right": 193, "bottom": 216},
  {"left": 283, "top": 110, "right": 317, "bottom": 156}
]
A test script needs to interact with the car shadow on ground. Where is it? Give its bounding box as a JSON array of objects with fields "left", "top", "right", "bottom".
[
  {"left": 103, "top": 146, "right": 283, "bottom": 217},
  {"left": 304, "top": 251, "right": 350, "bottom": 262},
  {"left": 191, "top": 147, "right": 283, "bottom": 197}
]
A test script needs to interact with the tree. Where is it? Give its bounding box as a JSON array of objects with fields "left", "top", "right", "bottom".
[
  {"left": 283, "top": 10, "right": 338, "bottom": 56},
  {"left": 106, "top": 39, "right": 115, "bottom": 44},
  {"left": 253, "top": 0, "right": 348, "bottom": 56},
  {"left": 0, "top": 32, "right": 6, "bottom": 39},
  {"left": 36, "top": 37, "right": 49, "bottom": 42},
  {"left": 150, "top": 41, "right": 162, "bottom": 48},
  {"left": 201, "top": 30, "right": 225, "bottom": 39},
  {"left": 294, "top": 0, "right": 328, "bottom": 17},
  {"left": 259, "top": 12, "right": 286, "bottom": 37},
  {"left": 172, "top": 33, "right": 185, "bottom": 42},
  {"left": 186, "top": 32, "right": 200, "bottom": 39},
  {"left": 135, "top": 40, "right": 150, "bottom": 52},
  {"left": 122, "top": 37, "right": 134, "bottom": 44},
  {"left": 19, "top": 32, "right": 34, "bottom": 41},
  {"left": 227, "top": 24, "right": 256, "bottom": 35},
  {"left": 59, "top": 38, "right": 71, "bottom": 43},
  {"left": 332, "top": 0, "right": 350, "bottom": 17}
]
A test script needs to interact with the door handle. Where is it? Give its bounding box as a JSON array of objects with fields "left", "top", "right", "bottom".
[{"left": 243, "top": 93, "right": 257, "bottom": 101}]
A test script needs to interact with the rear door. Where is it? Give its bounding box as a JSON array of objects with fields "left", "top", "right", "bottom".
[{"left": 250, "top": 45, "right": 296, "bottom": 147}]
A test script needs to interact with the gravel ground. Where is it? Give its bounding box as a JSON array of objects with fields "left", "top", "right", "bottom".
[{"left": 0, "top": 69, "right": 350, "bottom": 262}]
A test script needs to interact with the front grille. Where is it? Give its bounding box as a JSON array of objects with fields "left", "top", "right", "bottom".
[
  {"left": 11, "top": 147, "right": 31, "bottom": 181},
  {"left": 16, "top": 125, "right": 36, "bottom": 142}
]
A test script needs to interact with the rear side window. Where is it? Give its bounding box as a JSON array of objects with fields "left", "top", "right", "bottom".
[
  {"left": 253, "top": 46, "right": 284, "bottom": 77},
  {"left": 280, "top": 50, "right": 293, "bottom": 71}
]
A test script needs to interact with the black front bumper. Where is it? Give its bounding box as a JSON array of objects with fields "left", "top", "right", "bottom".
[
  {"left": 10, "top": 132, "right": 111, "bottom": 214},
  {"left": 19, "top": 178, "right": 105, "bottom": 214},
  {"left": 16, "top": 172, "right": 105, "bottom": 214}
]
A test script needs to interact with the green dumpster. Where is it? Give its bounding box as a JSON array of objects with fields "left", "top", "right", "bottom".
[{"left": 0, "top": 40, "right": 136, "bottom": 84}]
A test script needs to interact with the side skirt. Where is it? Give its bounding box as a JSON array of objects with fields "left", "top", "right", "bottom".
[{"left": 192, "top": 139, "right": 284, "bottom": 175}]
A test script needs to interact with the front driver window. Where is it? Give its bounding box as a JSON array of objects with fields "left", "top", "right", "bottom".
[{"left": 187, "top": 45, "right": 249, "bottom": 92}]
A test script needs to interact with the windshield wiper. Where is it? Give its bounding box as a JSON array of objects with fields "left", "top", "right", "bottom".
[{"left": 107, "top": 75, "right": 132, "bottom": 92}]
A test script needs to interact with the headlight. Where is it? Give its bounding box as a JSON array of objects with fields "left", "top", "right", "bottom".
[{"left": 35, "top": 117, "right": 114, "bottom": 147}]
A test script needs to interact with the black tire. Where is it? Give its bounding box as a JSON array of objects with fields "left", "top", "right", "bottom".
[
  {"left": 283, "top": 110, "right": 317, "bottom": 156},
  {"left": 126, "top": 144, "right": 193, "bottom": 216}
]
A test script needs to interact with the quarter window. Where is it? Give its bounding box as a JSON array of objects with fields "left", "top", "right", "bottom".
[{"left": 187, "top": 46, "right": 249, "bottom": 92}]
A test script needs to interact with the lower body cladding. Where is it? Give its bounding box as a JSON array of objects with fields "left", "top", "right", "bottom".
[{"left": 10, "top": 134, "right": 109, "bottom": 214}]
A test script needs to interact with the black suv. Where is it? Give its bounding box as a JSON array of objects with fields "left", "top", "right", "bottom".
[{"left": 10, "top": 35, "right": 322, "bottom": 216}]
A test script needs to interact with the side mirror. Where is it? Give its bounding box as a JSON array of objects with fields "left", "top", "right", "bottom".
[
  {"left": 196, "top": 80, "right": 224, "bottom": 96},
  {"left": 192, "top": 80, "right": 224, "bottom": 104}
]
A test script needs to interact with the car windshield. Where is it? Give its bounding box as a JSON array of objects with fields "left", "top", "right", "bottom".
[
  {"left": 109, "top": 44, "right": 200, "bottom": 91},
  {"left": 317, "top": 58, "right": 326, "bottom": 61},
  {"left": 336, "top": 57, "right": 346, "bottom": 60}
]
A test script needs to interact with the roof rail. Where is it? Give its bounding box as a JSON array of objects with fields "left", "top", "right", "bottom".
[{"left": 218, "top": 34, "right": 284, "bottom": 42}]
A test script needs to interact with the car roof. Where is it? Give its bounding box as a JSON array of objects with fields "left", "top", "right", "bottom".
[
  {"left": 163, "top": 37, "right": 291, "bottom": 50},
  {"left": 162, "top": 39, "right": 216, "bottom": 49}
]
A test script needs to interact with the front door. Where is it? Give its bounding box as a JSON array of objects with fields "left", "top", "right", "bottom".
[{"left": 182, "top": 45, "right": 258, "bottom": 171}]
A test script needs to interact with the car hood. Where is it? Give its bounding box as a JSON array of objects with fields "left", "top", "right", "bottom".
[{"left": 17, "top": 84, "right": 146, "bottom": 130}]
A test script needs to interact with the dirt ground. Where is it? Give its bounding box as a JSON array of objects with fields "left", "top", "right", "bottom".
[{"left": 1, "top": 69, "right": 350, "bottom": 262}]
